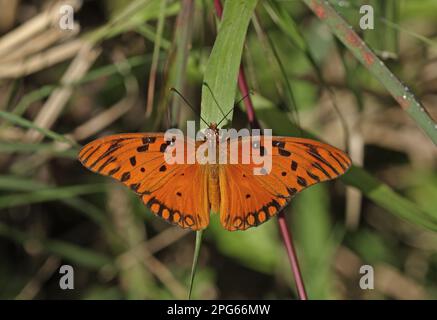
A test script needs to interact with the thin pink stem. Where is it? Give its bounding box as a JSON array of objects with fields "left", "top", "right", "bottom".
[
  {"left": 237, "top": 66, "right": 257, "bottom": 126},
  {"left": 212, "top": 0, "right": 308, "bottom": 300},
  {"left": 213, "top": 0, "right": 223, "bottom": 17},
  {"left": 278, "top": 212, "right": 308, "bottom": 300}
]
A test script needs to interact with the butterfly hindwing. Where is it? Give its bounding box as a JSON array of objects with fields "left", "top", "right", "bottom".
[
  {"left": 218, "top": 136, "right": 351, "bottom": 231},
  {"left": 219, "top": 164, "right": 288, "bottom": 231},
  {"left": 78, "top": 133, "right": 210, "bottom": 230},
  {"left": 140, "top": 164, "right": 210, "bottom": 229}
]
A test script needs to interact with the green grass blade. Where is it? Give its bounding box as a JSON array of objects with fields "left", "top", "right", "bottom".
[
  {"left": 341, "top": 166, "right": 437, "bottom": 231},
  {"left": 8, "top": 85, "right": 55, "bottom": 117},
  {"left": 0, "top": 184, "right": 106, "bottom": 209},
  {"left": 167, "top": 0, "right": 194, "bottom": 127},
  {"left": 0, "top": 222, "right": 112, "bottom": 269},
  {"left": 188, "top": 230, "right": 203, "bottom": 299},
  {"left": 263, "top": 31, "right": 299, "bottom": 124},
  {"left": 145, "top": 0, "right": 167, "bottom": 116},
  {"left": 4, "top": 54, "right": 151, "bottom": 128},
  {"left": 365, "top": 0, "right": 399, "bottom": 58},
  {"left": 86, "top": 0, "right": 180, "bottom": 44},
  {"left": 263, "top": 1, "right": 307, "bottom": 52},
  {"left": 0, "top": 110, "right": 77, "bottom": 146},
  {"left": 0, "top": 142, "right": 77, "bottom": 158},
  {"left": 2, "top": 79, "right": 22, "bottom": 113},
  {"left": 135, "top": 25, "right": 171, "bottom": 49},
  {"left": 0, "top": 175, "right": 46, "bottom": 191},
  {"left": 380, "top": 17, "right": 437, "bottom": 48},
  {"left": 201, "top": 0, "right": 259, "bottom": 128},
  {"left": 0, "top": 175, "right": 115, "bottom": 239}
]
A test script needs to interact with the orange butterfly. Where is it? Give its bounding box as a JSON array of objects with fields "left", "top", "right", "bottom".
[{"left": 78, "top": 123, "right": 351, "bottom": 231}]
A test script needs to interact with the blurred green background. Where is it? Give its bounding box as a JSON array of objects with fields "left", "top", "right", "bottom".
[{"left": 0, "top": 0, "right": 436, "bottom": 299}]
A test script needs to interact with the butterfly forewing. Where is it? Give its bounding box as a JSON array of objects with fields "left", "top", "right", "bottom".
[{"left": 78, "top": 133, "right": 210, "bottom": 230}]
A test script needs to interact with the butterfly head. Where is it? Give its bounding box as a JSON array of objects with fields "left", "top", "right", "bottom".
[
  {"left": 209, "top": 122, "right": 219, "bottom": 134},
  {"left": 205, "top": 122, "right": 219, "bottom": 140}
]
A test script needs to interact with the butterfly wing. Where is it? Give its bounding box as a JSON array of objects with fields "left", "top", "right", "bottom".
[
  {"left": 219, "top": 136, "right": 351, "bottom": 231},
  {"left": 78, "top": 133, "right": 210, "bottom": 230}
]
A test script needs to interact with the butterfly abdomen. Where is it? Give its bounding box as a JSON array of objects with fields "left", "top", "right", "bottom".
[{"left": 207, "top": 165, "right": 220, "bottom": 213}]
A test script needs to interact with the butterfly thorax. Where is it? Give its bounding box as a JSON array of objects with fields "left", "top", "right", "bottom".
[
  {"left": 207, "top": 122, "right": 220, "bottom": 144},
  {"left": 197, "top": 122, "right": 222, "bottom": 160}
]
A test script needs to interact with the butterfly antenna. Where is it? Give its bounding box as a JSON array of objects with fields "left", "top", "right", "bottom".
[
  {"left": 170, "top": 88, "right": 209, "bottom": 127},
  {"left": 216, "top": 91, "right": 253, "bottom": 127},
  {"left": 217, "top": 108, "right": 234, "bottom": 127},
  {"left": 235, "top": 91, "right": 253, "bottom": 106},
  {"left": 202, "top": 82, "right": 228, "bottom": 120}
]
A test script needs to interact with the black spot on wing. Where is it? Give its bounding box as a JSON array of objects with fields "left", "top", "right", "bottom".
[
  {"left": 278, "top": 148, "right": 291, "bottom": 157},
  {"left": 333, "top": 150, "right": 351, "bottom": 167},
  {"left": 108, "top": 167, "right": 120, "bottom": 176},
  {"left": 137, "top": 145, "right": 149, "bottom": 152},
  {"left": 305, "top": 144, "right": 339, "bottom": 175},
  {"left": 97, "top": 156, "right": 116, "bottom": 172},
  {"left": 287, "top": 187, "right": 297, "bottom": 196},
  {"left": 130, "top": 183, "right": 140, "bottom": 192},
  {"left": 312, "top": 162, "right": 332, "bottom": 179},
  {"left": 142, "top": 136, "right": 157, "bottom": 144},
  {"left": 79, "top": 145, "right": 94, "bottom": 159},
  {"left": 81, "top": 145, "right": 101, "bottom": 165},
  {"left": 329, "top": 151, "right": 347, "bottom": 171},
  {"left": 306, "top": 170, "right": 321, "bottom": 182},
  {"left": 121, "top": 172, "right": 131, "bottom": 182},
  {"left": 272, "top": 140, "right": 285, "bottom": 148},
  {"left": 297, "top": 176, "right": 307, "bottom": 187},
  {"left": 89, "top": 140, "right": 123, "bottom": 170},
  {"left": 159, "top": 143, "right": 168, "bottom": 152},
  {"left": 129, "top": 156, "right": 137, "bottom": 166}
]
